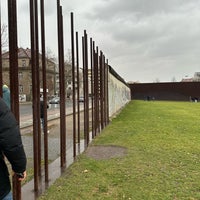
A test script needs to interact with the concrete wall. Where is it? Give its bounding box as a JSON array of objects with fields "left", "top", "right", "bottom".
[{"left": 108, "top": 67, "right": 131, "bottom": 117}]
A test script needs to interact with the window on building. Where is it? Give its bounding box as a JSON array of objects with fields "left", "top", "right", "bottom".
[
  {"left": 19, "top": 85, "right": 23, "bottom": 93},
  {"left": 22, "top": 60, "right": 26, "bottom": 67},
  {"left": 19, "top": 72, "right": 23, "bottom": 79}
]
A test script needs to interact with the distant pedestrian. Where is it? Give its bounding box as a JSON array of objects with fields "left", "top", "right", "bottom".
[
  {"left": 0, "top": 97, "right": 27, "bottom": 200},
  {"left": 2, "top": 84, "right": 11, "bottom": 109},
  {"left": 40, "top": 94, "right": 49, "bottom": 133}
]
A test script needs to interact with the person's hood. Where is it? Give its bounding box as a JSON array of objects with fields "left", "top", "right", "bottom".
[{"left": 3, "top": 85, "right": 9, "bottom": 93}]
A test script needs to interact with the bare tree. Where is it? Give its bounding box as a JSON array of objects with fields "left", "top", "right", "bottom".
[
  {"left": 45, "top": 47, "right": 58, "bottom": 71},
  {"left": 64, "top": 49, "right": 72, "bottom": 98},
  {"left": 1, "top": 24, "right": 8, "bottom": 48},
  {"left": 46, "top": 47, "right": 57, "bottom": 62},
  {"left": 65, "top": 49, "right": 72, "bottom": 66},
  {"left": 64, "top": 49, "right": 83, "bottom": 99}
]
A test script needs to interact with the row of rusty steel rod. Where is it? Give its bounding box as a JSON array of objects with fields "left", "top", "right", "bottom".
[
  {"left": 71, "top": 21, "right": 110, "bottom": 153},
  {"left": 0, "top": 0, "right": 110, "bottom": 199}
]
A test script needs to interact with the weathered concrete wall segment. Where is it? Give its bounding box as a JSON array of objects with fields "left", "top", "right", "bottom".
[{"left": 108, "top": 66, "right": 131, "bottom": 116}]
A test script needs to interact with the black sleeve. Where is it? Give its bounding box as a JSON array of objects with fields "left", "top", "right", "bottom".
[
  {"left": 2, "top": 126, "right": 27, "bottom": 173},
  {"left": 0, "top": 99, "right": 27, "bottom": 173}
]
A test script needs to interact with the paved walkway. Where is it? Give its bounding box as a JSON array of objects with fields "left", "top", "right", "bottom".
[{"left": 20, "top": 104, "right": 90, "bottom": 200}]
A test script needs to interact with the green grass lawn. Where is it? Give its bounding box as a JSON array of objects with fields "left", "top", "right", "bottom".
[{"left": 39, "top": 100, "right": 200, "bottom": 200}]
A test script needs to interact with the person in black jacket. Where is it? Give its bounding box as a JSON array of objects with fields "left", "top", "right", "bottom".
[{"left": 0, "top": 97, "right": 27, "bottom": 200}]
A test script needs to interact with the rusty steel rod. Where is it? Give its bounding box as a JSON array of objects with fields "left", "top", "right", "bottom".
[
  {"left": 101, "top": 53, "right": 104, "bottom": 129},
  {"left": 94, "top": 48, "right": 99, "bottom": 135},
  {"left": 76, "top": 31, "right": 80, "bottom": 145},
  {"left": 57, "top": 0, "right": 62, "bottom": 165},
  {"left": 90, "top": 38, "right": 95, "bottom": 138},
  {"left": 84, "top": 30, "right": 89, "bottom": 146},
  {"left": 40, "top": 0, "right": 49, "bottom": 182},
  {"left": 71, "top": 12, "right": 76, "bottom": 158},
  {"left": 99, "top": 51, "right": 104, "bottom": 130},
  {"left": 60, "top": 6, "right": 67, "bottom": 167},
  {"left": 8, "top": 0, "right": 19, "bottom": 117},
  {"left": 101, "top": 52, "right": 105, "bottom": 129},
  {"left": 105, "top": 59, "right": 109, "bottom": 125},
  {"left": 34, "top": 0, "right": 42, "bottom": 179},
  {"left": 102, "top": 54, "right": 105, "bottom": 128},
  {"left": 102, "top": 53, "right": 105, "bottom": 128},
  {"left": 96, "top": 47, "right": 100, "bottom": 133},
  {"left": 82, "top": 36, "right": 86, "bottom": 147},
  {"left": 7, "top": 0, "right": 21, "bottom": 199},
  {"left": 92, "top": 41, "right": 96, "bottom": 137},
  {"left": 93, "top": 49, "right": 97, "bottom": 136},
  {"left": 103, "top": 55, "right": 106, "bottom": 126},
  {"left": 99, "top": 51, "right": 102, "bottom": 129},
  {"left": 104, "top": 58, "right": 107, "bottom": 125},
  {"left": 93, "top": 42, "right": 97, "bottom": 137},
  {"left": 30, "top": 0, "right": 41, "bottom": 191},
  {"left": 57, "top": 2, "right": 66, "bottom": 167}
]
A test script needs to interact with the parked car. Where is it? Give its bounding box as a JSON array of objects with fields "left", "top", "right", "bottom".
[
  {"left": 49, "top": 97, "right": 60, "bottom": 104},
  {"left": 78, "top": 97, "right": 84, "bottom": 102}
]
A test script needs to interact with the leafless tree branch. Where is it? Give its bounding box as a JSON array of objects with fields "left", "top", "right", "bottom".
[{"left": 1, "top": 24, "right": 8, "bottom": 48}]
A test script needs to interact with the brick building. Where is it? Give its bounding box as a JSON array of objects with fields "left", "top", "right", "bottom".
[{"left": 2, "top": 48, "right": 57, "bottom": 101}]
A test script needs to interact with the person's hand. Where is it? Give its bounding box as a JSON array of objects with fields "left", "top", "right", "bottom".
[{"left": 14, "top": 171, "right": 27, "bottom": 181}]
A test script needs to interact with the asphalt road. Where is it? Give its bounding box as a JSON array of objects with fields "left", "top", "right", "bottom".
[{"left": 19, "top": 100, "right": 73, "bottom": 116}]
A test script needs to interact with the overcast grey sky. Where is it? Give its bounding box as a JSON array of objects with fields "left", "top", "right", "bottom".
[{"left": 2, "top": 0, "right": 200, "bottom": 82}]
